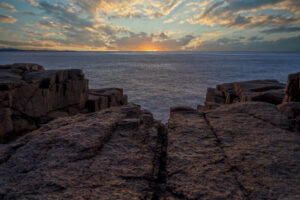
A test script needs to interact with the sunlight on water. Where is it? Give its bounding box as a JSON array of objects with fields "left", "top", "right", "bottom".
[{"left": 1, "top": 51, "right": 300, "bottom": 121}]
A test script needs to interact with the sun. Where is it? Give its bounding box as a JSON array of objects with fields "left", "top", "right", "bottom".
[{"left": 145, "top": 49, "right": 157, "bottom": 52}]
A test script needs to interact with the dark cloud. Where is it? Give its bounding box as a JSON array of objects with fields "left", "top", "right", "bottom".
[
  {"left": 262, "top": 26, "right": 300, "bottom": 34},
  {"left": 191, "top": 35, "right": 300, "bottom": 52},
  {"left": 189, "top": 0, "right": 300, "bottom": 29},
  {"left": 22, "top": 11, "right": 36, "bottom": 16},
  {"left": 111, "top": 32, "right": 194, "bottom": 51},
  {"left": 248, "top": 36, "right": 264, "bottom": 41},
  {"left": 0, "top": 14, "right": 17, "bottom": 23}
]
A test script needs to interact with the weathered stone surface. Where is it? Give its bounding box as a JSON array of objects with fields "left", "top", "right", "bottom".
[
  {"left": 13, "top": 69, "right": 89, "bottom": 117},
  {"left": 86, "top": 88, "right": 128, "bottom": 112},
  {"left": 205, "top": 80, "right": 285, "bottom": 107},
  {"left": 0, "top": 104, "right": 164, "bottom": 199},
  {"left": 234, "top": 80, "right": 285, "bottom": 104},
  {"left": 0, "top": 64, "right": 89, "bottom": 142},
  {"left": 204, "top": 102, "right": 300, "bottom": 199},
  {"left": 277, "top": 102, "right": 300, "bottom": 119},
  {"left": 284, "top": 72, "right": 300, "bottom": 102},
  {"left": 166, "top": 107, "right": 244, "bottom": 199}
]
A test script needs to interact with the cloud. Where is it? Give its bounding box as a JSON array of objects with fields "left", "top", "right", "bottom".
[
  {"left": 72, "top": 0, "right": 184, "bottom": 19},
  {"left": 23, "top": 0, "right": 39, "bottom": 7},
  {"left": 111, "top": 32, "right": 194, "bottom": 51},
  {"left": 186, "top": 0, "right": 300, "bottom": 29},
  {"left": 248, "top": 36, "right": 264, "bottom": 41},
  {"left": 164, "top": 15, "right": 178, "bottom": 23},
  {"left": 24, "top": 1, "right": 133, "bottom": 50},
  {"left": 189, "top": 35, "right": 300, "bottom": 52},
  {"left": 1, "top": 2, "right": 18, "bottom": 13},
  {"left": 262, "top": 26, "right": 300, "bottom": 34},
  {"left": 0, "top": 15, "right": 18, "bottom": 23}
]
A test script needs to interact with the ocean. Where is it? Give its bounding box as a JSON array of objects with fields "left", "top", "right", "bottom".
[{"left": 1, "top": 51, "right": 300, "bottom": 122}]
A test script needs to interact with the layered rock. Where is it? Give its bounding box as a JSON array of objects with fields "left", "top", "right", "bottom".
[
  {"left": 204, "top": 80, "right": 285, "bottom": 108},
  {"left": 0, "top": 63, "right": 89, "bottom": 142},
  {"left": 85, "top": 88, "right": 128, "bottom": 113},
  {"left": 0, "top": 104, "right": 165, "bottom": 199},
  {"left": 0, "top": 64, "right": 129, "bottom": 143}
]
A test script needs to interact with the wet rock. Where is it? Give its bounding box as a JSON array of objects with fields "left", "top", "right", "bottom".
[
  {"left": 284, "top": 72, "right": 300, "bottom": 102},
  {"left": 0, "top": 104, "right": 164, "bottom": 199}
]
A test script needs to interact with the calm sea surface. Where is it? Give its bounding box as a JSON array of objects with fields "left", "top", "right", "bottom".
[{"left": 1, "top": 51, "right": 300, "bottom": 121}]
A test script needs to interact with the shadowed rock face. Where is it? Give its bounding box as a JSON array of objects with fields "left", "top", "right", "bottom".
[
  {"left": 204, "top": 80, "right": 285, "bottom": 108},
  {"left": 86, "top": 88, "right": 128, "bottom": 113},
  {"left": 0, "top": 64, "right": 129, "bottom": 143},
  {"left": 0, "top": 63, "right": 89, "bottom": 141},
  {"left": 284, "top": 72, "right": 300, "bottom": 102},
  {"left": 0, "top": 104, "right": 165, "bottom": 200}
]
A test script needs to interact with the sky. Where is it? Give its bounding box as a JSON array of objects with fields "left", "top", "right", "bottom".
[{"left": 0, "top": 0, "right": 300, "bottom": 51}]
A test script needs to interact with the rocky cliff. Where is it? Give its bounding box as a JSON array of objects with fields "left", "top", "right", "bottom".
[
  {"left": 0, "top": 64, "right": 299, "bottom": 200},
  {"left": 0, "top": 64, "right": 127, "bottom": 143}
]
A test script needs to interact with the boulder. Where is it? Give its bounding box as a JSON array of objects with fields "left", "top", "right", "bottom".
[
  {"left": 284, "top": 72, "right": 300, "bottom": 102},
  {"left": 0, "top": 104, "right": 165, "bottom": 199}
]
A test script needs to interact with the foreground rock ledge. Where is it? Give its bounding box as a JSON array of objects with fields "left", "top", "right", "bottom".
[{"left": 0, "top": 102, "right": 299, "bottom": 199}]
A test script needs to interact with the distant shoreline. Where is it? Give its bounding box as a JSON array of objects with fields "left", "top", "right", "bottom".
[{"left": 1, "top": 49, "right": 300, "bottom": 53}]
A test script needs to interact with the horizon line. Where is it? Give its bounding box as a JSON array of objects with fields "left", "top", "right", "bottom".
[{"left": 1, "top": 48, "right": 300, "bottom": 53}]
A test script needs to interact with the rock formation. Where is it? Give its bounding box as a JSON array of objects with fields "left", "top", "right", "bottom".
[
  {"left": 204, "top": 80, "right": 285, "bottom": 108},
  {"left": 0, "top": 104, "right": 165, "bottom": 199},
  {"left": 284, "top": 72, "right": 300, "bottom": 102},
  {"left": 85, "top": 88, "right": 128, "bottom": 113},
  {"left": 0, "top": 64, "right": 127, "bottom": 143},
  {"left": 0, "top": 63, "right": 300, "bottom": 199}
]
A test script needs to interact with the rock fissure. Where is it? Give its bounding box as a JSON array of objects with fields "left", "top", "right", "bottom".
[
  {"left": 150, "top": 124, "right": 168, "bottom": 200},
  {"left": 202, "top": 112, "right": 251, "bottom": 200}
]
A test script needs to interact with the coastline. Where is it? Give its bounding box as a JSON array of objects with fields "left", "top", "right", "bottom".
[{"left": 0, "top": 63, "right": 300, "bottom": 199}]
